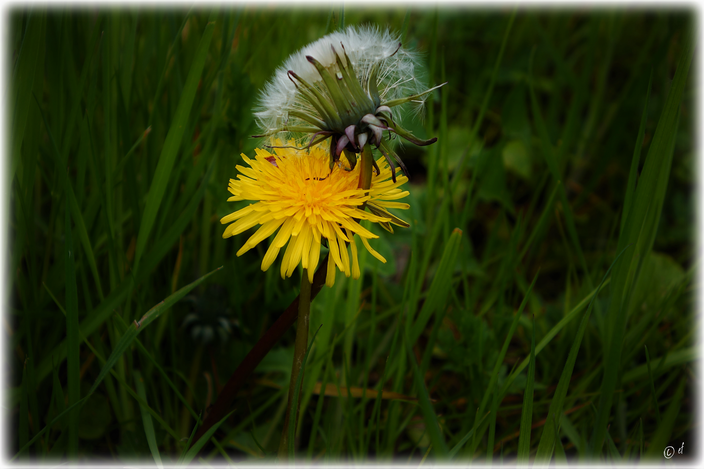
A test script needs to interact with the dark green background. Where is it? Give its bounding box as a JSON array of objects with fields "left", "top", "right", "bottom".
[{"left": 7, "top": 6, "right": 695, "bottom": 464}]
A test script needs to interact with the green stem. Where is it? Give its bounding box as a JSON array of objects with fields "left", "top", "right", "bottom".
[
  {"left": 278, "top": 268, "right": 312, "bottom": 461},
  {"left": 358, "top": 143, "right": 373, "bottom": 191}
]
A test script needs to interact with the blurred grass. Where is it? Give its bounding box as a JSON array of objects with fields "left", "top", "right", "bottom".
[{"left": 7, "top": 5, "right": 695, "bottom": 465}]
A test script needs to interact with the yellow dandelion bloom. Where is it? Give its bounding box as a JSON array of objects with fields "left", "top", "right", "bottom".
[{"left": 221, "top": 142, "right": 410, "bottom": 287}]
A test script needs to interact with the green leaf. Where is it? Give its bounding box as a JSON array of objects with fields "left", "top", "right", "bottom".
[{"left": 502, "top": 139, "right": 532, "bottom": 179}]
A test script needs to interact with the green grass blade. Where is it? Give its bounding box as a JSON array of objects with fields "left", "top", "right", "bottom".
[
  {"left": 408, "top": 228, "right": 462, "bottom": 345},
  {"left": 178, "top": 416, "right": 200, "bottom": 464},
  {"left": 64, "top": 200, "right": 80, "bottom": 458},
  {"left": 519, "top": 182, "right": 560, "bottom": 260},
  {"left": 18, "top": 360, "right": 29, "bottom": 458},
  {"left": 517, "top": 314, "right": 536, "bottom": 462},
  {"left": 620, "top": 69, "right": 653, "bottom": 235},
  {"left": 288, "top": 324, "right": 324, "bottom": 459},
  {"left": 622, "top": 347, "right": 696, "bottom": 383},
  {"left": 32, "top": 92, "right": 105, "bottom": 301},
  {"left": 644, "top": 345, "right": 662, "bottom": 425},
  {"left": 136, "top": 155, "right": 216, "bottom": 285},
  {"left": 179, "top": 411, "right": 233, "bottom": 465},
  {"left": 132, "top": 11, "right": 217, "bottom": 275},
  {"left": 10, "top": 12, "right": 45, "bottom": 184},
  {"left": 605, "top": 427, "right": 622, "bottom": 462},
  {"left": 450, "top": 9, "right": 515, "bottom": 197},
  {"left": 535, "top": 245, "right": 630, "bottom": 462},
  {"left": 134, "top": 370, "right": 163, "bottom": 468},
  {"left": 527, "top": 47, "right": 593, "bottom": 291},
  {"left": 35, "top": 277, "right": 133, "bottom": 388},
  {"left": 448, "top": 411, "right": 490, "bottom": 459},
  {"left": 590, "top": 28, "right": 693, "bottom": 456},
  {"left": 498, "top": 277, "right": 611, "bottom": 398},
  {"left": 88, "top": 266, "right": 222, "bottom": 396},
  {"left": 477, "top": 269, "right": 540, "bottom": 420},
  {"left": 405, "top": 333, "right": 449, "bottom": 458},
  {"left": 12, "top": 395, "right": 90, "bottom": 461},
  {"left": 553, "top": 415, "right": 567, "bottom": 464},
  {"left": 644, "top": 378, "right": 686, "bottom": 459}
]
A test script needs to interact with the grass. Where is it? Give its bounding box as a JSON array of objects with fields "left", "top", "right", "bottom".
[{"left": 7, "top": 5, "right": 696, "bottom": 465}]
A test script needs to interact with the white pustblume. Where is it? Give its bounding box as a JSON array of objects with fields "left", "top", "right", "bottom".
[{"left": 255, "top": 25, "right": 427, "bottom": 140}]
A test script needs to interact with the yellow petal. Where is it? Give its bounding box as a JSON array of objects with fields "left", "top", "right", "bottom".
[
  {"left": 241, "top": 218, "right": 285, "bottom": 251},
  {"left": 347, "top": 229, "right": 361, "bottom": 279},
  {"left": 286, "top": 224, "right": 308, "bottom": 277},
  {"left": 325, "top": 223, "right": 343, "bottom": 271},
  {"left": 326, "top": 250, "right": 336, "bottom": 287},
  {"left": 272, "top": 217, "right": 296, "bottom": 248},
  {"left": 360, "top": 236, "right": 386, "bottom": 264},
  {"left": 280, "top": 236, "right": 295, "bottom": 279},
  {"left": 261, "top": 243, "right": 281, "bottom": 271},
  {"left": 308, "top": 229, "right": 321, "bottom": 283},
  {"left": 300, "top": 223, "right": 313, "bottom": 270},
  {"left": 337, "top": 235, "right": 350, "bottom": 277}
]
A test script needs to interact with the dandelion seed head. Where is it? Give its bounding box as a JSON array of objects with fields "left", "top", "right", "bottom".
[{"left": 255, "top": 25, "right": 427, "bottom": 142}]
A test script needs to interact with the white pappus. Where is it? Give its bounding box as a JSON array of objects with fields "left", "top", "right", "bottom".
[{"left": 252, "top": 25, "right": 446, "bottom": 182}]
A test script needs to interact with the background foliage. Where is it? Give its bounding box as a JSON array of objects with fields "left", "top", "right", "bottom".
[{"left": 6, "top": 5, "right": 696, "bottom": 464}]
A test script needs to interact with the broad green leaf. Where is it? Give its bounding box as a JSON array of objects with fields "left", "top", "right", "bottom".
[{"left": 502, "top": 139, "right": 532, "bottom": 179}]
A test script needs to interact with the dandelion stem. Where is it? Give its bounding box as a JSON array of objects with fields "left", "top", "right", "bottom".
[
  {"left": 358, "top": 143, "right": 373, "bottom": 192},
  {"left": 278, "top": 268, "right": 312, "bottom": 461}
]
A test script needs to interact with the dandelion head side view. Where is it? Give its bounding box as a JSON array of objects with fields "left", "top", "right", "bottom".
[{"left": 253, "top": 25, "right": 446, "bottom": 182}]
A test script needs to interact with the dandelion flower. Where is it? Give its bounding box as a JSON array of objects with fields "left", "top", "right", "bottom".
[
  {"left": 221, "top": 141, "right": 410, "bottom": 287},
  {"left": 254, "top": 25, "right": 445, "bottom": 180}
]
